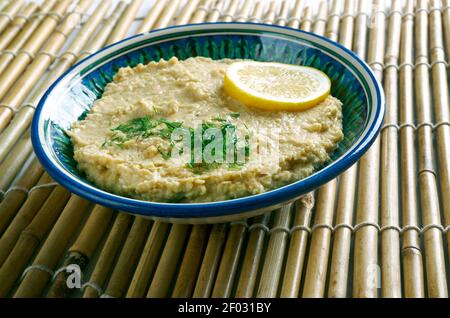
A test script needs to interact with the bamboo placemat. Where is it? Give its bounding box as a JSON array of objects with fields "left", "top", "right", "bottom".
[{"left": 0, "top": 0, "right": 448, "bottom": 298}]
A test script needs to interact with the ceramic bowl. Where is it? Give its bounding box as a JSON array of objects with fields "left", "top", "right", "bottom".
[{"left": 32, "top": 23, "right": 384, "bottom": 223}]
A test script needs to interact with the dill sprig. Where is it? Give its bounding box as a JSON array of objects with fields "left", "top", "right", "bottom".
[{"left": 102, "top": 114, "right": 250, "bottom": 173}]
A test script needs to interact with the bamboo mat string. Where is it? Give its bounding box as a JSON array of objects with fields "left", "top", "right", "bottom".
[
  {"left": 414, "top": 0, "right": 448, "bottom": 298},
  {"left": 0, "top": 0, "right": 56, "bottom": 73},
  {"left": 399, "top": 0, "right": 425, "bottom": 298},
  {"left": 0, "top": 0, "right": 74, "bottom": 129},
  {"left": 327, "top": 0, "right": 357, "bottom": 298},
  {"left": 0, "top": 2, "right": 38, "bottom": 51},
  {"left": 353, "top": 0, "right": 385, "bottom": 298},
  {"left": 429, "top": 0, "right": 450, "bottom": 261},
  {"left": 0, "top": 0, "right": 24, "bottom": 34}
]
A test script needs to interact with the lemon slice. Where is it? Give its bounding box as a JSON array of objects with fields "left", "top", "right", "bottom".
[{"left": 224, "top": 61, "right": 331, "bottom": 111}]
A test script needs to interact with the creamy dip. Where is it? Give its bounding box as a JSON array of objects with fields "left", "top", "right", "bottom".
[{"left": 69, "top": 57, "right": 343, "bottom": 203}]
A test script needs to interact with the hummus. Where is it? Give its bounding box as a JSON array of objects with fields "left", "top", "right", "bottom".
[{"left": 69, "top": 57, "right": 343, "bottom": 203}]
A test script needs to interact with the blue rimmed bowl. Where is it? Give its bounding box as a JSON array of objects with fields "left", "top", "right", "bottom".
[{"left": 32, "top": 23, "right": 384, "bottom": 223}]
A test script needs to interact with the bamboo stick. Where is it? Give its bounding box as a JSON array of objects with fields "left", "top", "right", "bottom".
[
  {"left": 13, "top": 195, "right": 92, "bottom": 297},
  {"left": 0, "top": 172, "right": 54, "bottom": 266},
  {"left": 82, "top": 213, "right": 132, "bottom": 298},
  {"left": 0, "top": 185, "right": 70, "bottom": 297},
  {"left": 380, "top": 0, "right": 402, "bottom": 298},
  {"left": 287, "top": 0, "right": 304, "bottom": 28},
  {"left": 299, "top": 6, "right": 312, "bottom": 31},
  {"left": 302, "top": 182, "right": 336, "bottom": 297},
  {"left": 207, "top": 0, "right": 225, "bottom": 22},
  {"left": 102, "top": 218, "right": 152, "bottom": 298},
  {"left": 153, "top": 0, "right": 181, "bottom": 30},
  {"left": 313, "top": 1, "right": 328, "bottom": 35},
  {"left": 248, "top": 1, "right": 264, "bottom": 23},
  {"left": 221, "top": 0, "right": 240, "bottom": 22},
  {"left": 263, "top": 1, "right": 278, "bottom": 24},
  {"left": 0, "top": 154, "right": 43, "bottom": 235},
  {"left": 137, "top": 0, "right": 167, "bottom": 32},
  {"left": 301, "top": 1, "right": 339, "bottom": 298},
  {"left": 1, "top": 3, "right": 113, "bottom": 297},
  {"left": 146, "top": 224, "right": 190, "bottom": 298},
  {"left": 429, "top": 0, "right": 450, "bottom": 261},
  {"left": 0, "top": 0, "right": 56, "bottom": 73},
  {"left": 353, "top": 0, "right": 385, "bottom": 298},
  {"left": 78, "top": 2, "right": 182, "bottom": 298},
  {"left": 256, "top": 205, "right": 292, "bottom": 298},
  {"left": 0, "top": 2, "right": 37, "bottom": 51},
  {"left": 0, "top": 130, "right": 32, "bottom": 190},
  {"left": 0, "top": 0, "right": 112, "bottom": 163},
  {"left": 127, "top": 222, "right": 171, "bottom": 297},
  {"left": 414, "top": 0, "right": 448, "bottom": 298},
  {"left": 0, "top": 0, "right": 24, "bottom": 34},
  {"left": 106, "top": 0, "right": 143, "bottom": 45},
  {"left": 208, "top": 2, "right": 273, "bottom": 298},
  {"left": 49, "top": 2, "right": 145, "bottom": 297},
  {"left": 0, "top": 0, "right": 93, "bottom": 132},
  {"left": 46, "top": 206, "right": 115, "bottom": 297},
  {"left": 171, "top": 224, "right": 210, "bottom": 298},
  {"left": 280, "top": 194, "right": 314, "bottom": 297},
  {"left": 193, "top": 224, "right": 228, "bottom": 298},
  {"left": 190, "top": 0, "right": 213, "bottom": 24},
  {"left": 399, "top": 0, "right": 424, "bottom": 298},
  {"left": 235, "top": 0, "right": 254, "bottom": 22},
  {"left": 211, "top": 222, "right": 246, "bottom": 297},
  {"left": 43, "top": 4, "right": 128, "bottom": 299},
  {"left": 175, "top": 0, "right": 200, "bottom": 25},
  {"left": 327, "top": 0, "right": 357, "bottom": 298},
  {"left": 231, "top": 215, "right": 268, "bottom": 297},
  {"left": 276, "top": 0, "right": 289, "bottom": 26},
  {"left": 0, "top": 0, "right": 72, "bottom": 104}
]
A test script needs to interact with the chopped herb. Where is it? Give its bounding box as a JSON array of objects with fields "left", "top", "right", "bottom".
[
  {"left": 229, "top": 112, "right": 240, "bottom": 118},
  {"left": 102, "top": 115, "right": 250, "bottom": 172}
]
